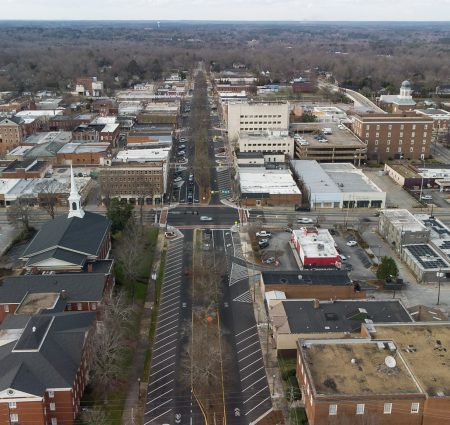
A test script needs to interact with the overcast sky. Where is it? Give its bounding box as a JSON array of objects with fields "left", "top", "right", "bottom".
[{"left": 2, "top": 0, "right": 450, "bottom": 21}]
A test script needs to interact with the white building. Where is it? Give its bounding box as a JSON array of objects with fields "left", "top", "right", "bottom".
[
  {"left": 226, "top": 102, "right": 289, "bottom": 141},
  {"left": 379, "top": 80, "right": 416, "bottom": 112},
  {"left": 415, "top": 108, "right": 450, "bottom": 132},
  {"left": 238, "top": 130, "right": 294, "bottom": 159},
  {"left": 291, "top": 160, "right": 386, "bottom": 209}
]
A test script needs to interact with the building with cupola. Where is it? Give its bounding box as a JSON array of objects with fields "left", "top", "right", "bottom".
[{"left": 379, "top": 80, "right": 417, "bottom": 113}]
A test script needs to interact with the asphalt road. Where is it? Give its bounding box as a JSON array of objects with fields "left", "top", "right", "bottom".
[{"left": 167, "top": 206, "right": 239, "bottom": 228}]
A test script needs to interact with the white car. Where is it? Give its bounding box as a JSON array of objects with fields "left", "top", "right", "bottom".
[
  {"left": 346, "top": 240, "right": 358, "bottom": 247},
  {"left": 420, "top": 195, "right": 433, "bottom": 201},
  {"left": 256, "top": 231, "right": 272, "bottom": 238},
  {"left": 298, "top": 217, "right": 314, "bottom": 224},
  {"left": 200, "top": 216, "right": 213, "bottom": 221},
  {"left": 174, "top": 176, "right": 183, "bottom": 182}
]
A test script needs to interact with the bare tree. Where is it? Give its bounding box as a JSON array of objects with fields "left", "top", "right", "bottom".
[
  {"left": 89, "top": 291, "right": 134, "bottom": 402},
  {"left": 7, "top": 196, "right": 35, "bottom": 231},
  {"left": 38, "top": 179, "right": 60, "bottom": 219}
]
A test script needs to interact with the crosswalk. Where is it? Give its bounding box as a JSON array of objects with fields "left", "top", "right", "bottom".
[
  {"left": 233, "top": 290, "right": 253, "bottom": 303},
  {"left": 216, "top": 167, "right": 232, "bottom": 200},
  {"left": 229, "top": 262, "right": 249, "bottom": 286}
]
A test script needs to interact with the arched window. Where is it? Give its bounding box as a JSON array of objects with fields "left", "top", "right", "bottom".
[{"left": 72, "top": 202, "right": 77, "bottom": 211}]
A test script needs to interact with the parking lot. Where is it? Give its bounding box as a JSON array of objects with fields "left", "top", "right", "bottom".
[
  {"left": 144, "top": 236, "right": 184, "bottom": 425},
  {"left": 363, "top": 169, "right": 421, "bottom": 209}
]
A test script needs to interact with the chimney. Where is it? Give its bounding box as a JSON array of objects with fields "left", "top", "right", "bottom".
[
  {"left": 87, "top": 263, "right": 93, "bottom": 273},
  {"left": 313, "top": 299, "right": 320, "bottom": 309},
  {"left": 60, "top": 289, "right": 67, "bottom": 299}
]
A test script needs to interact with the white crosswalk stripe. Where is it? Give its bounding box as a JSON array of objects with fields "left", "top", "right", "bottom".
[
  {"left": 230, "top": 262, "right": 249, "bottom": 286},
  {"left": 233, "top": 290, "right": 253, "bottom": 303}
]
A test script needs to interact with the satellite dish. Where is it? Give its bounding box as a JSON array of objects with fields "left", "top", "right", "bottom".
[{"left": 385, "top": 355, "right": 396, "bottom": 368}]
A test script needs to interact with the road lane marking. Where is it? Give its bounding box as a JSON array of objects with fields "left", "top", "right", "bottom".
[
  {"left": 159, "top": 301, "right": 179, "bottom": 310},
  {"left": 150, "top": 362, "right": 175, "bottom": 377},
  {"left": 242, "top": 376, "right": 267, "bottom": 392},
  {"left": 152, "top": 347, "right": 176, "bottom": 360},
  {"left": 149, "top": 371, "right": 175, "bottom": 386},
  {"left": 154, "top": 332, "right": 178, "bottom": 345},
  {"left": 236, "top": 333, "right": 258, "bottom": 345},
  {"left": 240, "top": 357, "right": 261, "bottom": 372},
  {"left": 242, "top": 366, "right": 264, "bottom": 381},
  {"left": 236, "top": 326, "right": 256, "bottom": 337},
  {"left": 243, "top": 386, "right": 267, "bottom": 404},
  {"left": 151, "top": 354, "right": 176, "bottom": 368},
  {"left": 145, "top": 398, "right": 173, "bottom": 414},
  {"left": 239, "top": 348, "right": 261, "bottom": 363},
  {"left": 156, "top": 325, "right": 179, "bottom": 337},
  {"left": 245, "top": 397, "right": 271, "bottom": 416},
  {"left": 152, "top": 339, "right": 177, "bottom": 352},
  {"left": 148, "top": 379, "right": 174, "bottom": 395},
  {"left": 143, "top": 409, "right": 172, "bottom": 425},
  {"left": 158, "top": 315, "right": 179, "bottom": 326},
  {"left": 146, "top": 388, "right": 173, "bottom": 404},
  {"left": 238, "top": 340, "right": 259, "bottom": 354}
]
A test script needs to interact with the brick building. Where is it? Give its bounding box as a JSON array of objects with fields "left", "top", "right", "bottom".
[
  {"left": 260, "top": 270, "right": 365, "bottom": 300},
  {"left": 57, "top": 142, "right": 112, "bottom": 165},
  {"left": 0, "top": 117, "right": 24, "bottom": 155},
  {"left": 0, "top": 311, "right": 97, "bottom": 425},
  {"left": 99, "top": 148, "right": 170, "bottom": 204},
  {"left": 352, "top": 113, "right": 434, "bottom": 161},
  {"left": 92, "top": 99, "right": 118, "bottom": 116},
  {"left": 415, "top": 108, "right": 450, "bottom": 133},
  {"left": 1, "top": 159, "right": 51, "bottom": 179},
  {"left": 297, "top": 322, "right": 450, "bottom": 425},
  {"left": 0, "top": 261, "right": 114, "bottom": 323},
  {"left": 75, "top": 77, "right": 103, "bottom": 97}
]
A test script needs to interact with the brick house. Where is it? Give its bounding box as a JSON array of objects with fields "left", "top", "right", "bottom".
[
  {"left": 75, "top": 77, "right": 103, "bottom": 97},
  {"left": 0, "top": 260, "right": 114, "bottom": 323},
  {"left": 0, "top": 311, "right": 97, "bottom": 425},
  {"left": 0, "top": 117, "right": 24, "bottom": 155},
  {"left": 352, "top": 113, "right": 434, "bottom": 161}
]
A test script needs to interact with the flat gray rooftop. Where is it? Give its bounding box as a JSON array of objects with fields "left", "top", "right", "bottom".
[{"left": 291, "top": 160, "right": 340, "bottom": 194}]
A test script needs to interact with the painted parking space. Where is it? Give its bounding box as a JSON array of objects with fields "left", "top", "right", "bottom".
[
  {"left": 144, "top": 237, "right": 184, "bottom": 425},
  {"left": 220, "top": 230, "right": 273, "bottom": 424}
]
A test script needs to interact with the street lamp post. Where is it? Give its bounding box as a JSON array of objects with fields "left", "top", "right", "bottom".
[
  {"left": 272, "top": 374, "right": 276, "bottom": 396},
  {"left": 437, "top": 267, "right": 443, "bottom": 305},
  {"left": 138, "top": 378, "right": 141, "bottom": 400}
]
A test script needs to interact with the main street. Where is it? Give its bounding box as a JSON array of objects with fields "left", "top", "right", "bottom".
[{"left": 144, "top": 71, "right": 274, "bottom": 425}]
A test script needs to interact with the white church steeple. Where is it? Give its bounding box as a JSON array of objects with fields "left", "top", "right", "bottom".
[{"left": 68, "top": 166, "right": 85, "bottom": 219}]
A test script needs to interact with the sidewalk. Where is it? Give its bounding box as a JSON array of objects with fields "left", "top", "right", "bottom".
[{"left": 121, "top": 231, "right": 166, "bottom": 425}]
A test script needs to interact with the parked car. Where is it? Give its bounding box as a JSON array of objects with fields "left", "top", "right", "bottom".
[
  {"left": 174, "top": 176, "right": 183, "bottom": 182},
  {"left": 165, "top": 231, "right": 176, "bottom": 239},
  {"left": 200, "top": 216, "right": 213, "bottom": 221},
  {"left": 345, "top": 264, "right": 353, "bottom": 271},
  {"left": 328, "top": 228, "right": 336, "bottom": 235},
  {"left": 298, "top": 217, "right": 314, "bottom": 224},
  {"left": 346, "top": 240, "right": 358, "bottom": 247},
  {"left": 339, "top": 254, "right": 347, "bottom": 262},
  {"left": 177, "top": 151, "right": 186, "bottom": 156},
  {"left": 256, "top": 230, "right": 272, "bottom": 238},
  {"left": 420, "top": 195, "right": 433, "bottom": 201},
  {"left": 178, "top": 144, "right": 186, "bottom": 150},
  {"left": 284, "top": 227, "right": 293, "bottom": 233},
  {"left": 265, "top": 256, "right": 276, "bottom": 264},
  {"left": 258, "top": 240, "right": 269, "bottom": 249}
]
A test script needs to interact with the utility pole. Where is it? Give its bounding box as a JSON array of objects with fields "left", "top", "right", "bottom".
[{"left": 437, "top": 267, "right": 443, "bottom": 305}]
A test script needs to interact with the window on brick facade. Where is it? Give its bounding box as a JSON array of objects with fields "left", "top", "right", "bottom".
[
  {"left": 4, "top": 305, "right": 9, "bottom": 312},
  {"left": 48, "top": 390, "right": 54, "bottom": 398},
  {"left": 10, "top": 414, "right": 18, "bottom": 423},
  {"left": 356, "top": 404, "right": 365, "bottom": 415},
  {"left": 77, "top": 303, "right": 82, "bottom": 311},
  {"left": 50, "top": 403, "right": 56, "bottom": 411},
  {"left": 386, "top": 147, "right": 390, "bottom": 153},
  {"left": 8, "top": 402, "right": 16, "bottom": 409},
  {"left": 51, "top": 419, "right": 57, "bottom": 425},
  {"left": 329, "top": 405, "right": 337, "bottom": 415},
  {"left": 384, "top": 403, "right": 392, "bottom": 414},
  {"left": 411, "top": 403, "right": 420, "bottom": 413}
]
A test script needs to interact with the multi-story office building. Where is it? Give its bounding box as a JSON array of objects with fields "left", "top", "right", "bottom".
[
  {"left": 352, "top": 113, "right": 433, "bottom": 161},
  {"left": 226, "top": 101, "right": 289, "bottom": 141}
]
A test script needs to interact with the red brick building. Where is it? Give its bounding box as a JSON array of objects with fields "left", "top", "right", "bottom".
[
  {"left": 0, "top": 261, "right": 114, "bottom": 324},
  {"left": 0, "top": 311, "right": 97, "bottom": 425},
  {"left": 297, "top": 322, "right": 450, "bottom": 425},
  {"left": 1, "top": 159, "right": 51, "bottom": 179},
  {"left": 93, "top": 99, "right": 118, "bottom": 116},
  {"left": 352, "top": 113, "right": 434, "bottom": 161}
]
